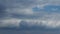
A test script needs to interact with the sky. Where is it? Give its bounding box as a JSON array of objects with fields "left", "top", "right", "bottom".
[{"left": 0, "top": 0, "right": 60, "bottom": 34}]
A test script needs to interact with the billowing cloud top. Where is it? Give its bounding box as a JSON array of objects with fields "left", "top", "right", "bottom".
[{"left": 0, "top": 0, "right": 60, "bottom": 31}]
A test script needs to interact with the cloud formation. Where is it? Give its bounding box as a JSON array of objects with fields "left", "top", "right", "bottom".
[
  {"left": 0, "top": 0, "right": 60, "bottom": 31},
  {"left": 0, "top": 18, "right": 60, "bottom": 30}
]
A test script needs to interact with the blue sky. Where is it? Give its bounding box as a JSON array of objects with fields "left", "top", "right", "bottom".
[{"left": 0, "top": 0, "right": 60, "bottom": 34}]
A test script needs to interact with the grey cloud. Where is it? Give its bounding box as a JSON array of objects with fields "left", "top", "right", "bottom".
[
  {"left": 0, "top": 0, "right": 37, "bottom": 19},
  {"left": 0, "top": 4, "right": 7, "bottom": 18},
  {"left": 0, "top": 0, "right": 60, "bottom": 31},
  {"left": 0, "top": 18, "right": 60, "bottom": 31},
  {"left": 0, "top": 0, "right": 60, "bottom": 19}
]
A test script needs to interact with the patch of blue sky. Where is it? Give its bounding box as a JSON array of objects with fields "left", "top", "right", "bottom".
[{"left": 32, "top": 5, "right": 60, "bottom": 13}]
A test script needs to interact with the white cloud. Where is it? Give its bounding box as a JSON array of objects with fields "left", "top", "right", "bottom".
[
  {"left": 0, "top": 16, "right": 60, "bottom": 29},
  {"left": 0, "top": 18, "right": 21, "bottom": 27},
  {"left": 6, "top": 8, "right": 33, "bottom": 15}
]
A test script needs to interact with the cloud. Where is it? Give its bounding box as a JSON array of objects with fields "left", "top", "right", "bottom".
[
  {"left": 0, "top": 0, "right": 60, "bottom": 19},
  {"left": 0, "top": 17, "right": 60, "bottom": 30},
  {"left": 0, "top": 18, "right": 21, "bottom": 28},
  {"left": 0, "top": 4, "right": 7, "bottom": 18},
  {"left": 0, "top": 0, "right": 60, "bottom": 31}
]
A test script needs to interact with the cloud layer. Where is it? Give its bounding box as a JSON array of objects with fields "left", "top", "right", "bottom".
[{"left": 0, "top": 0, "right": 60, "bottom": 31}]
